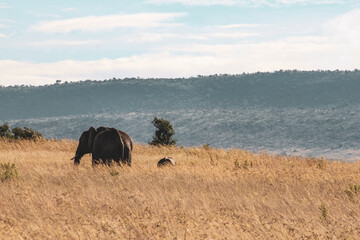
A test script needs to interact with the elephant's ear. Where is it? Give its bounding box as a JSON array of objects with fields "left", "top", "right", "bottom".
[{"left": 88, "top": 127, "right": 96, "bottom": 151}]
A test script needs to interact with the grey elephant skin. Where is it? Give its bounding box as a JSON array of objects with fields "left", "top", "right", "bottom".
[
  {"left": 73, "top": 126, "right": 133, "bottom": 166},
  {"left": 157, "top": 157, "right": 176, "bottom": 167}
]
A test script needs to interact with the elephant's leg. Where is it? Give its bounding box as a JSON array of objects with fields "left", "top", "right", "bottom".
[
  {"left": 114, "top": 153, "right": 125, "bottom": 166},
  {"left": 116, "top": 136, "right": 125, "bottom": 166},
  {"left": 126, "top": 149, "right": 132, "bottom": 166},
  {"left": 107, "top": 158, "right": 113, "bottom": 167},
  {"left": 92, "top": 144, "right": 102, "bottom": 166},
  {"left": 115, "top": 158, "right": 122, "bottom": 166},
  {"left": 121, "top": 142, "right": 131, "bottom": 166},
  {"left": 112, "top": 153, "right": 123, "bottom": 166}
]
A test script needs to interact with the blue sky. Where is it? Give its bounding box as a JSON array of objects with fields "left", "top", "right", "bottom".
[{"left": 0, "top": 0, "right": 359, "bottom": 86}]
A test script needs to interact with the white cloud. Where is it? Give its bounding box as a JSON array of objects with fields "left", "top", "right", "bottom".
[
  {"left": 120, "top": 33, "right": 178, "bottom": 42},
  {"left": 29, "top": 40, "right": 101, "bottom": 46},
  {"left": 146, "top": 0, "right": 237, "bottom": 5},
  {"left": 210, "top": 32, "right": 259, "bottom": 38},
  {"left": 125, "top": 31, "right": 258, "bottom": 42},
  {"left": 162, "top": 44, "right": 241, "bottom": 56},
  {"left": 0, "top": 33, "right": 7, "bottom": 38},
  {"left": 38, "top": 14, "right": 61, "bottom": 19},
  {"left": 324, "top": 8, "right": 360, "bottom": 46},
  {"left": 29, "top": 13, "right": 186, "bottom": 34},
  {"left": 161, "top": 36, "right": 334, "bottom": 57},
  {"left": 175, "top": 31, "right": 258, "bottom": 40},
  {"left": 0, "top": 3, "right": 10, "bottom": 8},
  {"left": 2, "top": 8, "right": 359, "bottom": 86},
  {"left": 61, "top": 8, "right": 77, "bottom": 12},
  {"left": 320, "top": 8, "right": 360, "bottom": 64},
  {"left": 217, "top": 24, "right": 266, "bottom": 28},
  {"left": 0, "top": 18, "right": 15, "bottom": 28},
  {"left": 0, "top": 18, "right": 15, "bottom": 23},
  {"left": 1, "top": 35, "right": 358, "bottom": 86},
  {"left": 147, "top": 0, "right": 347, "bottom": 6},
  {"left": 26, "top": 10, "right": 61, "bottom": 19},
  {"left": 117, "top": 22, "right": 260, "bottom": 43},
  {"left": 275, "top": 0, "right": 342, "bottom": 4},
  {"left": 0, "top": 56, "right": 228, "bottom": 86}
]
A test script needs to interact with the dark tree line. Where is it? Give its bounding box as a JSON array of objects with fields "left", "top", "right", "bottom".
[{"left": 2, "top": 70, "right": 360, "bottom": 121}]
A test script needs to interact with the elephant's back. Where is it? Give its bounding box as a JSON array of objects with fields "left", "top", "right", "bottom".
[
  {"left": 117, "top": 130, "right": 132, "bottom": 141},
  {"left": 93, "top": 128, "right": 122, "bottom": 150},
  {"left": 116, "top": 130, "right": 133, "bottom": 149},
  {"left": 97, "top": 127, "right": 132, "bottom": 144}
]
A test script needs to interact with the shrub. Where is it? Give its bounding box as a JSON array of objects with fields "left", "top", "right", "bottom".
[
  {"left": 0, "top": 162, "right": 18, "bottom": 182},
  {"left": 0, "top": 123, "right": 43, "bottom": 140},
  {"left": 149, "top": 117, "right": 176, "bottom": 146},
  {"left": 109, "top": 169, "right": 120, "bottom": 176},
  {"left": 319, "top": 203, "right": 329, "bottom": 223},
  {"left": 12, "top": 127, "right": 43, "bottom": 140},
  {"left": 201, "top": 143, "right": 211, "bottom": 150},
  {"left": 234, "top": 158, "right": 253, "bottom": 170},
  {"left": 0, "top": 123, "right": 13, "bottom": 139}
]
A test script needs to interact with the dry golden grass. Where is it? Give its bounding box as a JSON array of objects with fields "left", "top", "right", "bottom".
[{"left": 1, "top": 139, "right": 360, "bottom": 239}]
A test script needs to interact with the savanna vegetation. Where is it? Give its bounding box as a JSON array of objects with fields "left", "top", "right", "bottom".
[
  {"left": 149, "top": 117, "right": 176, "bottom": 146},
  {"left": 0, "top": 123, "right": 43, "bottom": 140},
  {"left": 1, "top": 139, "right": 360, "bottom": 239}
]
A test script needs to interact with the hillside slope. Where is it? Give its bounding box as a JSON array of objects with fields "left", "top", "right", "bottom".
[{"left": 1, "top": 70, "right": 360, "bottom": 120}]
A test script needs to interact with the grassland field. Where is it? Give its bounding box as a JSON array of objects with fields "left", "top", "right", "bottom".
[{"left": 1, "top": 139, "right": 360, "bottom": 239}]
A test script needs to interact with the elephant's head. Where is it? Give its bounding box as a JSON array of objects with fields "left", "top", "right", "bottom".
[{"left": 73, "top": 127, "right": 97, "bottom": 165}]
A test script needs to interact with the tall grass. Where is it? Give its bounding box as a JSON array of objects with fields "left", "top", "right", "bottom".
[{"left": 1, "top": 139, "right": 360, "bottom": 239}]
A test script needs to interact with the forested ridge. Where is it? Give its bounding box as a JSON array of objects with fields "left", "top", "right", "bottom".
[{"left": 1, "top": 70, "right": 360, "bottom": 121}]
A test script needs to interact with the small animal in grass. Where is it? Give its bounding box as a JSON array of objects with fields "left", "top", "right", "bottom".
[{"left": 157, "top": 157, "right": 176, "bottom": 167}]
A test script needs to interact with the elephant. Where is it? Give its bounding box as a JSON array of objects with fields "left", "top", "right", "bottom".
[{"left": 73, "top": 126, "right": 133, "bottom": 166}]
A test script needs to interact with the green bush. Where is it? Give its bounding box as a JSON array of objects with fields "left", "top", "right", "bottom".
[
  {"left": 149, "top": 117, "right": 176, "bottom": 146},
  {"left": 0, "top": 123, "right": 43, "bottom": 140},
  {"left": 12, "top": 127, "right": 43, "bottom": 140},
  {"left": 0, "top": 123, "right": 13, "bottom": 139},
  {"left": 0, "top": 162, "right": 18, "bottom": 182}
]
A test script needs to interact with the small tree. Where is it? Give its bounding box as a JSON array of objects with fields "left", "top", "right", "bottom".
[
  {"left": 0, "top": 123, "right": 13, "bottom": 139},
  {"left": 149, "top": 117, "right": 176, "bottom": 146},
  {"left": 12, "top": 127, "right": 43, "bottom": 140},
  {"left": 0, "top": 123, "right": 43, "bottom": 140}
]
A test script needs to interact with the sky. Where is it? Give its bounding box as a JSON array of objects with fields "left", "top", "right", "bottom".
[{"left": 0, "top": 0, "right": 359, "bottom": 86}]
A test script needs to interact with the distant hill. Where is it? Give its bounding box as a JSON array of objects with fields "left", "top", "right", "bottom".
[
  {"left": 2, "top": 70, "right": 360, "bottom": 160},
  {"left": 1, "top": 70, "right": 360, "bottom": 121}
]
